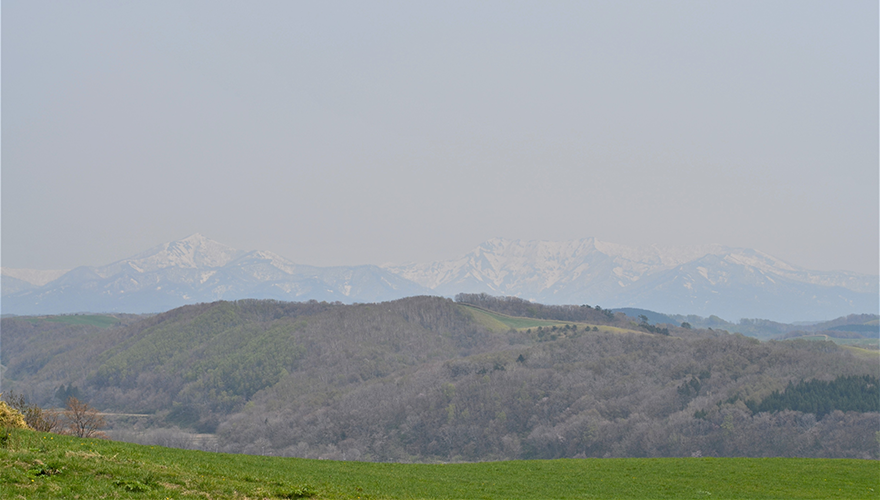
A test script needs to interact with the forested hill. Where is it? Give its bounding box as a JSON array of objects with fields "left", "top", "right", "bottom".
[
  {"left": 2, "top": 297, "right": 878, "bottom": 462},
  {"left": 454, "top": 293, "right": 618, "bottom": 322}
]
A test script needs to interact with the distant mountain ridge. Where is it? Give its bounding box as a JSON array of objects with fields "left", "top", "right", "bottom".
[
  {"left": 1, "top": 234, "right": 429, "bottom": 315},
  {"left": 383, "top": 238, "right": 878, "bottom": 321},
  {"left": 2, "top": 234, "right": 877, "bottom": 321}
]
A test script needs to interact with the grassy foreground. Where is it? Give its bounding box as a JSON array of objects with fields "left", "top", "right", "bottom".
[{"left": 1, "top": 430, "right": 877, "bottom": 499}]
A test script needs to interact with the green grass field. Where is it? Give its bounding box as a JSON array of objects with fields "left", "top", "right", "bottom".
[
  {"left": 26, "top": 314, "right": 120, "bottom": 328},
  {"left": 2, "top": 429, "right": 876, "bottom": 499},
  {"left": 795, "top": 335, "right": 879, "bottom": 351},
  {"left": 460, "top": 305, "right": 642, "bottom": 335},
  {"left": 461, "top": 304, "right": 570, "bottom": 330}
]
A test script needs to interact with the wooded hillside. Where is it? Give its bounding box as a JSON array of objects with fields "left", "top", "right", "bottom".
[{"left": 2, "top": 296, "right": 877, "bottom": 462}]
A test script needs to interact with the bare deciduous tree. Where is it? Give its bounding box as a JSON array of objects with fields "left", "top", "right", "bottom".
[{"left": 64, "top": 397, "right": 106, "bottom": 438}]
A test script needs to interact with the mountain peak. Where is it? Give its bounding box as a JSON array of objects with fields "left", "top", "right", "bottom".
[{"left": 95, "top": 234, "right": 245, "bottom": 276}]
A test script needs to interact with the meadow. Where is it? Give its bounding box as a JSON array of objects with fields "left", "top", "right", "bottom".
[
  {"left": 461, "top": 304, "right": 641, "bottom": 334},
  {"left": 797, "top": 335, "right": 879, "bottom": 351},
  {"left": 2, "top": 429, "right": 876, "bottom": 499},
  {"left": 26, "top": 314, "right": 120, "bottom": 328}
]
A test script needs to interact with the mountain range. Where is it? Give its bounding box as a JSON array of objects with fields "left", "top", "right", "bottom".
[{"left": 2, "top": 234, "right": 877, "bottom": 321}]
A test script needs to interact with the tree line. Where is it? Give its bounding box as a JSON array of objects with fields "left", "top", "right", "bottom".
[{"left": 454, "top": 293, "right": 617, "bottom": 323}]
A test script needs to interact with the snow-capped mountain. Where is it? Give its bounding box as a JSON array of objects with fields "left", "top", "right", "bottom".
[
  {"left": 1, "top": 235, "right": 877, "bottom": 321},
  {"left": 92, "top": 233, "right": 246, "bottom": 278},
  {"left": 382, "top": 238, "right": 878, "bottom": 322},
  {"left": 1, "top": 234, "right": 428, "bottom": 315},
  {"left": 614, "top": 252, "right": 877, "bottom": 322}
]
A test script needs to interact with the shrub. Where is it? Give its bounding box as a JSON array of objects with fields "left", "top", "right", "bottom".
[
  {"left": 3, "top": 392, "right": 62, "bottom": 432},
  {"left": 0, "top": 397, "right": 32, "bottom": 430}
]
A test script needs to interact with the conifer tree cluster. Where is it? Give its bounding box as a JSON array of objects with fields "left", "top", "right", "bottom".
[{"left": 746, "top": 375, "right": 879, "bottom": 418}]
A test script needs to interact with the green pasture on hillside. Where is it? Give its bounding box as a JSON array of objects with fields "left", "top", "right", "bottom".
[
  {"left": 836, "top": 338, "right": 879, "bottom": 350},
  {"left": 460, "top": 304, "right": 566, "bottom": 330},
  {"left": 794, "top": 335, "right": 879, "bottom": 351},
  {"left": 2, "top": 429, "right": 877, "bottom": 499},
  {"left": 842, "top": 347, "right": 880, "bottom": 362},
  {"left": 461, "top": 304, "right": 645, "bottom": 335},
  {"left": 26, "top": 314, "right": 120, "bottom": 328}
]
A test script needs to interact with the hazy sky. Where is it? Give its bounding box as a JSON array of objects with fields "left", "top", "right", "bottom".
[{"left": 3, "top": 1, "right": 878, "bottom": 274}]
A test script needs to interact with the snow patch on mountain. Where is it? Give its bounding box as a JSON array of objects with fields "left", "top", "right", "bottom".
[
  {"left": 95, "top": 233, "right": 245, "bottom": 277},
  {"left": 384, "top": 238, "right": 734, "bottom": 293},
  {"left": 2, "top": 234, "right": 876, "bottom": 322}
]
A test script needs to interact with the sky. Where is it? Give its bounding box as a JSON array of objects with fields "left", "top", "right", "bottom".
[{"left": 2, "top": 1, "right": 878, "bottom": 275}]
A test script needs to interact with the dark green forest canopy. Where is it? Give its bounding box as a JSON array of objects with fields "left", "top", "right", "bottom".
[
  {"left": 746, "top": 375, "right": 879, "bottom": 418},
  {"left": 2, "top": 297, "right": 878, "bottom": 461}
]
